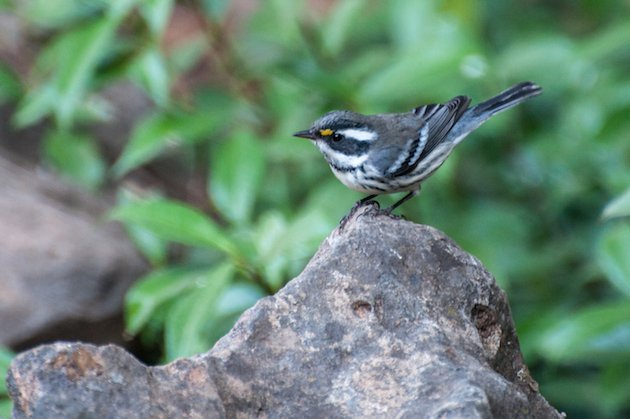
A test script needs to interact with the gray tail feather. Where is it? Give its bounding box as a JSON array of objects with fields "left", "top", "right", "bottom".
[
  {"left": 448, "top": 81, "right": 542, "bottom": 145},
  {"left": 471, "top": 81, "right": 542, "bottom": 117}
]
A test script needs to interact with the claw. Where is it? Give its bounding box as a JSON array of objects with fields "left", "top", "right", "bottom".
[{"left": 339, "top": 198, "right": 379, "bottom": 227}]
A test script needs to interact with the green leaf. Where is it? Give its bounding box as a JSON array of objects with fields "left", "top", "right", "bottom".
[
  {"left": 253, "top": 209, "right": 329, "bottom": 289},
  {"left": 74, "top": 95, "right": 115, "bottom": 124},
  {"left": 125, "top": 267, "right": 211, "bottom": 335},
  {"left": 389, "top": 1, "right": 438, "bottom": 48},
  {"left": 0, "top": 346, "right": 9, "bottom": 416},
  {"left": 597, "top": 223, "right": 630, "bottom": 296},
  {"left": 580, "top": 20, "right": 630, "bottom": 61},
  {"left": 265, "top": 0, "right": 304, "bottom": 46},
  {"left": 357, "top": 42, "right": 471, "bottom": 107},
  {"left": 0, "top": 346, "right": 14, "bottom": 395},
  {"left": 164, "top": 263, "right": 234, "bottom": 360},
  {"left": 16, "top": 5, "right": 133, "bottom": 128},
  {"left": 138, "top": 0, "right": 174, "bottom": 36},
  {"left": 0, "top": 400, "right": 12, "bottom": 419},
  {"left": 14, "top": 84, "right": 57, "bottom": 128},
  {"left": 113, "top": 111, "right": 220, "bottom": 177},
  {"left": 539, "top": 376, "right": 603, "bottom": 416},
  {"left": 202, "top": 0, "right": 231, "bottom": 20},
  {"left": 321, "top": 0, "right": 365, "bottom": 57},
  {"left": 112, "top": 112, "right": 176, "bottom": 177},
  {"left": 204, "top": 282, "right": 267, "bottom": 344},
  {"left": 17, "top": 0, "right": 107, "bottom": 28},
  {"left": 43, "top": 130, "right": 106, "bottom": 189},
  {"left": 110, "top": 198, "right": 239, "bottom": 257},
  {"left": 117, "top": 188, "right": 168, "bottom": 265},
  {"left": 130, "top": 47, "right": 170, "bottom": 107},
  {"left": 210, "top": 131, "right": 266, "bottom": 225},
  {"left": 599, "top": 361, "right": 630, "bottom": 415},
  {"left": 52, "top": 18, "right": 120, "bottom": 128},
  {"left": 215, "top": 283, "right": 266, "bottom": 317},
  {"left": 107, "top": 0, "right": 138, "bottom": 20},
  {"left": 454, "top": 201, "right": 532, "bottom": 287},
  {"left": 168, "top": 36, "right": 208, "bottom": 74},
  {"left": 124, "top": 224, "right": 168, "bottom": 266},
  {"left": 536, "top": 300, "right": 630, "bottom": 362},
  {"left": 602, "top": 188, "right": 630, "bottom": 220},
  {"left": 495, "top": 36, "right": 577, "bottom": 91},
  {"left": 0, "top": 64, "right": 21, "bottom": 105}
]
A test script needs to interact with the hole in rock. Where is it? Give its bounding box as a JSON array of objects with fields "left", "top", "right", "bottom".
[{"left": 351, "top": 300, "right": 373, "bottom": 319}]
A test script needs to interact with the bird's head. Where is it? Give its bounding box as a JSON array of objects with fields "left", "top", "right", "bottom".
[{"left": 293, "top": 111, "right": 378, "bottom": 168}]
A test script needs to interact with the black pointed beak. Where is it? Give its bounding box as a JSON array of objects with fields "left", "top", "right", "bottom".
[{"left": 293, "top": 129, "right": 315, "bottom": 140}]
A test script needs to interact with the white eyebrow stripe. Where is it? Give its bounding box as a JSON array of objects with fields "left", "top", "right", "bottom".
[{"left": 338, "top": 128, "right": 377, "bottom": 142}]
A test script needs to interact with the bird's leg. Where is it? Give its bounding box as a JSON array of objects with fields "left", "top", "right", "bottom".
[
  {"left": 358, "top": 194, "right": 378, "bottom": 206},
  {"left": 384, "top": 187, "right": 421, "bottom": 214}
]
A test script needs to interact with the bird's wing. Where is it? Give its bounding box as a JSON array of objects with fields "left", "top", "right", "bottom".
[
  {"left": 375, "top": 123, "right": 429, "bottom": 177},
  {"left": 371, "top": 96, "right": 471, "bottom": 178},
  {"left": 411, "top": 95, "right": 471, "bottom": 161}
]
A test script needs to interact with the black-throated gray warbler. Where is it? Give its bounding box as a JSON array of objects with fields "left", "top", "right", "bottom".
[{"left": 294, "top": 81, "right": 542, "bottom": 212}]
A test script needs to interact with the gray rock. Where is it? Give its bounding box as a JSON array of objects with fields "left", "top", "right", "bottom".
[
  {"left": 0, "top": 155, "right": 147, "bottom": 346},
  {"left": 7, "top": 343, "right": 223, "bottom": 419},
  {"left": 8, "top": 204, "right": 562, "bottom": 418}
]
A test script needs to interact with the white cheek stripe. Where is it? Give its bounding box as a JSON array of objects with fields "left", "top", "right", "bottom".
[
  {"left": 338, "top": 128, "right": 377, "bottom": 142},
  {"left": 327, "top": 150, "right": 368, "bottom": 167},
  {"left": 317, "top": 143, "right": 368, "bottom": 167}
]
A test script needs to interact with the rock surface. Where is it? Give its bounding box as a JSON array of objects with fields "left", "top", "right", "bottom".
[
  {"left": 8, "top": 343, "right": 222, "bottom": 419},
  {"left": 8, "top": 204, "right": 562, "bottom": 418},
  {"left": 0, "top": 155, "right": 147, "bottom": 346}
]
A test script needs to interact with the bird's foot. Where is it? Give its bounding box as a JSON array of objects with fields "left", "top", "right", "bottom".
[
  {"left": 380, "top": 205, "right": 406, "bottom": 220},
  {"left": 339, "top": 198, "right": 380, "bottom": 228}
]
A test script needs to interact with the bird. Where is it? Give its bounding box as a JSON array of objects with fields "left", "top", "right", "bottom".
[{"left": 293, "top": 81, "right": 542, "bottom": 213}]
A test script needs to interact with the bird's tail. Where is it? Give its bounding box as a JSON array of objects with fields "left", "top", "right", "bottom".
[
  {"left": 448, "top": 81, "right": 542, "bottom": 144},
  {"left": 471, "top": 81, "right": 542, "bottom": 118}
]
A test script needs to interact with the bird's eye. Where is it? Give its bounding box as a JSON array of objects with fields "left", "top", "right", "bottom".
[{"left": 332, "top": 133, "right": 343, "bottom": 142}]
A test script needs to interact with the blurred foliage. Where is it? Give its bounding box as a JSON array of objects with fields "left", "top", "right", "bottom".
[
  {"left": 0, "top": 347, "right": 14, "bottom": 418},
  {"left": 1, "top": 0, "right": 629, "bottom": 417}
]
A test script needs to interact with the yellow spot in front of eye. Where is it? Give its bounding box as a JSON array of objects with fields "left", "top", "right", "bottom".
[{"left": 319, "top": 128, "right": 334, "bottom": 136}]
